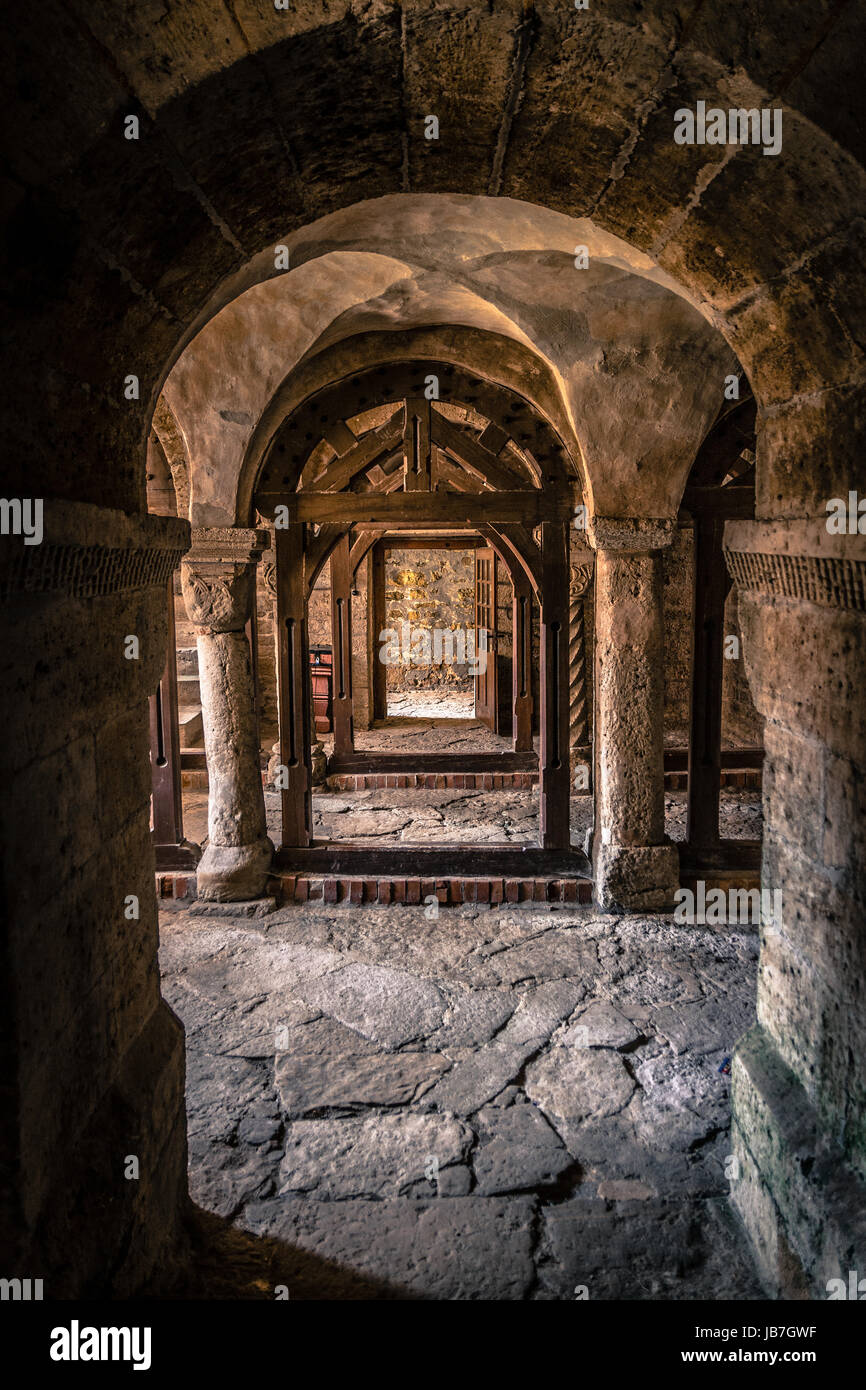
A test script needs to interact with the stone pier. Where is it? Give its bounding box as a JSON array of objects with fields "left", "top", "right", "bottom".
[
  {"left": 182, "top": 528, "right": 272, "bottom": 901},
  {"left": 725, "top": 519, "right": 866, "bottom": 1297},
  {"left": 590, "top": 518, "right": 679, "bottom": 911}
]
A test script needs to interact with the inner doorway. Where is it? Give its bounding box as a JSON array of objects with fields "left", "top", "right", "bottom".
[{"left": 371, "top": 536, "right": 507, "bottom": 734}]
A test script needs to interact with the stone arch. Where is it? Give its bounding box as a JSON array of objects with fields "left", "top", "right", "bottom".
[
  {"left": 4, "top": 1, "right": 865, "bottom": 1302},
  {"left": 7, "top": 8, "right": 863, "bottom": 522}
]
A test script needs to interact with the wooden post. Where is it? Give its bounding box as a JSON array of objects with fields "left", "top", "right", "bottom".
[
  {"left": 370, "top": 541, "right": 387, "bottom": 721},
  {"left": 512, "top": 570, "right": 533, "bottom": 752},
  {"left": 539, "top": 521, "right": 571, "bottom": 849},
  {"left": 402, "top": 399, "right": 432, "bottom": 492},
  {"left": 330, "top": 532, "right": 355, "bottom": 755},
  {"left": 276, "top": 524, "right": 312, "bottom": 848},
  {"left": 150, "top": 578, "right": 200, "bottom": 869},
  {"left": 686, "top": 512, "right": 731, "bottom": 849}
]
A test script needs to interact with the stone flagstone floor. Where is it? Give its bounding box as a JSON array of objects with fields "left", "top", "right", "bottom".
[
  {"left": 160, "top": 900, "right": 766, "bottom": 1299},
  {"left": 182, "top": 786, "right": 762, "bottom": 850}
]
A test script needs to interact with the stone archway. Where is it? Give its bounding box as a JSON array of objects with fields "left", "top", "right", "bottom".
[{"left": 3, "top": 2, "right": 864, "bottom": 1299}]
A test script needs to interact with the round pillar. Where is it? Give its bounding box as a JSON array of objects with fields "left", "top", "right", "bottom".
[
  {"left": 182, "top": 528, "right": 272, "bottom": 901},
  {"left": 590, "top": 517, "right": 679, "bottom": 910}
]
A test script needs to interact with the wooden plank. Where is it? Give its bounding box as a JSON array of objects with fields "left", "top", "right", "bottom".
[
  {"left": 274, "top": 845, "right": 592, "bottom": 877},
  {"left": 275, "top": 524, "right": 312, "bottom": 848},
  {"left": 539, "top": 520, "right": 571, "bottom": 849},
  {"left": 329, "top": 533, "right": 355, "bottom": 756}
]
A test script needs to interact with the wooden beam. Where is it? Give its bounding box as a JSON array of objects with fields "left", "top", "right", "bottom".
[
  {"left": 433, "top": 452, "right": 485, "bottom": 493},
  {"left": 512, "top": 573, "right": 534, "bottom": 753},
  {"left": 380, "top": 535, "right": 484, "bottom": 551},
  {"left": 304, "top": 522, "right": 344, "bottom": 597},
  {"left": 286, "top": 491, "right": 571, "bottom": 525},
  {"left": 481, "top": 522, "right": 542, "bottom": 595},
  {"left": 274, "top": 845, "right": 592, "bottom": 878},
  {"left": 150, "top": 578, "right": 200, "bottom": 870},
  {"left": 310, "top": 414, "right": 403, "bottom": 492},
  {"left": 403, "top": 398, "right": 432, "bottom": 492},
  {"left": 677, "top": 840, "right": 762, "bottom": 873},
  {"left": 432, "top": 411, "right": 532, "bottom": 491},
  {"left": 478, "top": 422, "right": 509, "bottom": 456},
  {"left": 329, "top": 533, "right": 355, "bottom": 757},
  {"left": 370, "top": 541, "right": 387, "bottom": 721},
  {"left": 323, "top": 420, "right": 357, "bottom": 455},
  {"left": 275, "top": 524, "right": 313, "bottom": 848}
]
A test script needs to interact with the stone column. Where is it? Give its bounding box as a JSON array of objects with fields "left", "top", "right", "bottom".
[
  {"left": 724, "top": 518, "right": 866, "bottom": 1298},
  {"left": 589, "top": 517, "right": 679, "bottom": 910},
  {"left": 182, "top": 527, "right": 273, "bottom": 901},
  {"left": 0, "top": 498, "right": 191, "bottom": 1294}
]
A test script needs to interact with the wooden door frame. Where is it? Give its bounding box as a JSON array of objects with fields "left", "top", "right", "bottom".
[{"left": 271, "top": 511, "right": 580, "bottom": 864}]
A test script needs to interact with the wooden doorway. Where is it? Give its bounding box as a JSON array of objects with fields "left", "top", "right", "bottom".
[{"left": 254, "top": 373, "right": 586, "bottom": 874}]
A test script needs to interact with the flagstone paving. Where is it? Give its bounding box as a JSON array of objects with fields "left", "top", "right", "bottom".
[{"left": 160, "top": 899, "right": 766, "bottom": 1299}]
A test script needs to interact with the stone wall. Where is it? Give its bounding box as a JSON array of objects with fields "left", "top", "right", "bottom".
[{"left": 383, "top": 547, "right": 476, "bottom": 693}]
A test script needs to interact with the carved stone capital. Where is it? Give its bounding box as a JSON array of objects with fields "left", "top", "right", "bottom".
[
  {"left": 569, "top": 562, "right": 595, "bottom": 599},
  {"left": 261, "top": 552, "right": 277, "bottom": 599},
  {"left": 181, "top": 527, "right": 269, "bottom": 632}
]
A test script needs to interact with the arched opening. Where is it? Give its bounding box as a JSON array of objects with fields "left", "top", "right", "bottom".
[{"left": 3, "top": 3, "right": 863, "bottom": 1309}]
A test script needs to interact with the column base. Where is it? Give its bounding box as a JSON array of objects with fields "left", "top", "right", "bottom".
[
  {"left": 196, "top": 837, "right": 274, "bottom": 901},
  {"left": 593, "top": 841, "right": 679, "bottom": 911},
  {"left": 731, "top": 1025, "right": 866, "bottom": 1299}
]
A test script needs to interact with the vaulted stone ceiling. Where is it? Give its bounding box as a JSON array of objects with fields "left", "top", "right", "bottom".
[
  {"left": 161, "top": 195, "right": 738, "bottom": 524},
  {"left": 4, "top": 1, "right": 863, "bottom": 521}
]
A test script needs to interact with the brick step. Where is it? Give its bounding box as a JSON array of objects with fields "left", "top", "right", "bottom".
[
  {"left": 273, "top": 874, "right": 594, "bottom": 906},
  {"left": 327, "top": 771, "right": 539, "bottom": 791},
  {"left": 156, "top": 871, "right": 760, "bottom": 910},
  {"left": 325, "top": 769, "right": 761, "bottom": 792}
]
